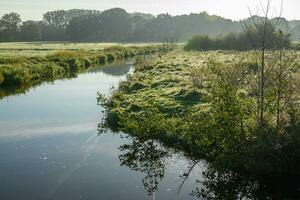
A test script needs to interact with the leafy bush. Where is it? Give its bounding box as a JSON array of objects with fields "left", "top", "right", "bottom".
[
  {"left": 0, "top": 72, "right": 3, "bottom": 84},
  {"left": 97, "top": 55, "right": 106, "bottom": 64},
  {"left": 1, "top": 65, "right": 31, "bottom": 86},
  {"left": 106, "top": 53, "right": 115, "bottom": 63}
]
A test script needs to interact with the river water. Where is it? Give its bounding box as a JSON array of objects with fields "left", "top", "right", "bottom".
[{"left": 0, "top": 62, "right": 204, "bottom": 200}]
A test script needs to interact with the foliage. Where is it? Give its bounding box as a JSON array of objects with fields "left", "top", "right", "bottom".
[
  {"left": 101, "top": 49, "right": 300, "bottom": 176},
  {"left": 0, "top": 12, "right": 21, "bottom": 42},
  {"left": 185, "top": 25, "right": 291, "bottom": 51},
  {"left": 1, "top": 9, "right": 300, "bottom": 42},
  {"left": 19, "top": 21, "right": 42, "bottom": 41}
]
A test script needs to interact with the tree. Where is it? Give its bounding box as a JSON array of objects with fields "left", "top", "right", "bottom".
[
  {"left": 99, "top": 8, "right": 131, "bottom": 41},
  {"left": 66, "top": 14, "right": 101, "bottom": 41},
  {"left": 291, "top": 24, "right": 300, "bottom": 40},
  {"left": 42, "top": 9, "right": 101, "bottom": 41},
  {"left": 20, "top": 21, "right": 42, "bottom": 41},
  {"left": 129, "top": 13, "right": 153, "bottom": 41},
  {"left": 39, "top": 22, "right": 65, "bottom": 41},
  {"left": 243, "top": 0, "right": 283, "bottom": 127},
  {"left": 0, "top": 12, "right": 22, "bottom": 41},
  {"left": 270, "top": 31, "right": 299, "bottom": 132}
]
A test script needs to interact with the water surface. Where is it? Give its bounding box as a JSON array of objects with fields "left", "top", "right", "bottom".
[{"left": 0, "top": 62, "right": 203, "bottom": 200}]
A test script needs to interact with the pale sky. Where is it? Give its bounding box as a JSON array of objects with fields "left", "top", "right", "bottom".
[{"left": 0, "top": 0, "right": 299, "bottom": 21}]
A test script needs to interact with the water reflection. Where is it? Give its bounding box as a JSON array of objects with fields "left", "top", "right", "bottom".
[
  {"left": 118, "top": 137, "right": 170, "bottom": 195},
  {"left": 113, "top": 133, "right": 300, "bottom": 199},
  {"left": 91, "top": 62, "right": 133, "bottom": 75},
  {"left": 192, "top": 167, "right": 300, "bottom": 200}
]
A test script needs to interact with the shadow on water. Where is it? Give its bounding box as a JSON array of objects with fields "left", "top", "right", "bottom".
[
  {"left": 192, "top": 167, "right": 300, "bottom": 200},
  {"left": 116, "top": 135, "right": 300, "bottom": 199},
  {"left": 99, "top": 123, "right": 300, "bottom": 199}
]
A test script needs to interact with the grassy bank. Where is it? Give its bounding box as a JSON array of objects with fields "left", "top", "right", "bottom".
[
  {"left": 100, "top": 49, "right": 300, "bottom": 176},
  {"left": 0, "top": 43, "right": 166, "bottom": 98}
]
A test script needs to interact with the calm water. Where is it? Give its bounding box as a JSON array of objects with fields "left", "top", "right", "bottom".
[{"left": 0, "top": 63, "right": 204, "bottom": 200}]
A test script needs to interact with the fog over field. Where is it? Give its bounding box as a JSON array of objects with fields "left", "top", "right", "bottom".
[{"left": 1, "top": 0, "right": 300, "bottom": 20}]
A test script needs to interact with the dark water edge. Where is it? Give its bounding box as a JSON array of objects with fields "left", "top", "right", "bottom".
[{"left": 0, "top": 62, "right": 299, "bottom": 200}]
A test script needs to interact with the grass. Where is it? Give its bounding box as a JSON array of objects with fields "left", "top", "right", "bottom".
[
  {"left": 0, "top": 42, "right": 168, "bottom": 98},
  {"left": 0, "top": 42, "right": 162, "bottom": 57},
  {"left": 107, "top": 50, "right": 240, "bottom": 117},
  {"left": 102, "top": 48, "right": 300, "bottom": 176}
]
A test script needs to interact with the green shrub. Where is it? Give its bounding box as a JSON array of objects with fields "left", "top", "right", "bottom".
[
  {"left": 1, "top": 65, "right": 31, "bottom": 86},
  {"left": 0, "top": 72, "right": 4, "bottom": 84},
  {"left": 98, "top": 55, "right": 106, "bottom": 64},
  {"left": 185, "top": 27, "right": 291, "bottom": 51},
  {"left": 83, "top": 58, "right": 92, "bottom": 68},
  {"left": 68, "top": 58, "right": 82, "bottom": 73},
  {"left": 106, "top": 53, "right": 115, "bottom": 63}
]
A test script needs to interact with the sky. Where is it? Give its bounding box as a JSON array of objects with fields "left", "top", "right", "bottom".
[{"left": 0, "top": 0, "right": 299, "bottom": 21}]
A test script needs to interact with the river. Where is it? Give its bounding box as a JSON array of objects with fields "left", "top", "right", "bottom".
[{"left": 0, "top": 62, "right": 204, "bottom": 200}]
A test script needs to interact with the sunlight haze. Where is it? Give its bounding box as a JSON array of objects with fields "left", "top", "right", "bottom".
[{"left": 0, "top": 0, "right": 299, "bottom": 20}]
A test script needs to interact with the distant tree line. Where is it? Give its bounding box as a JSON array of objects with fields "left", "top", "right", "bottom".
[
  {"left": 185, "top": 21, "right": 291, "bottom": 51},
  {"left": 0, "top": 8, "right": 299, "bottom": 42}
]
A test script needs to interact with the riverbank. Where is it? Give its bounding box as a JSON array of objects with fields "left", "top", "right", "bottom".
[
  {"left": 0, "top": 44, "right": 167, "bottom": 98},
  {"left": 100, "top": 49, "right": 300, "bottom": 176}
]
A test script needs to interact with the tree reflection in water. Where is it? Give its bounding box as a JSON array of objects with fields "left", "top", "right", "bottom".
[
  {"left": 118, "top": 137, "right": 170, "bottom": 195},
  {"left": 191, "top": 166, "right": 300, "bottom": 200},
  {"left": 192, "top": 167, "right": 259, "bottom": 200},
  {"left": 98, "top": 118, "right": 299, "bottom": 199},
  {"left": 117, "top": 135, "right": 300, "bottom": 199}
]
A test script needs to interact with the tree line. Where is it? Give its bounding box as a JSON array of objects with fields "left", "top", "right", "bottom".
[
  {"left": 0, "top": 8, "right": 299, "bottom": 42},
  {"left": 185, "top": 21, "right": 291, "bottom": 51}
]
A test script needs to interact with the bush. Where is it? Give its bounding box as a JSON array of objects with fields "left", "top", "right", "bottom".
[
  {"left": 106, "top": 53, "right": 115, "bottom": 63},
  {"left": 68, "top": 58, "right": 82, "bottom": 73},
  {"left": 83, "top": 58, "right": 92, "bottom": 68},
  {"left": 1, "top": 65, "right": 31, "bottom": 86},
  {"left": 0, "top": 72, "right": 4, "bottom": 84},
  {"left": 185, "top": 35, "right": 215, "bottom": 51},
  {"left": 98, "top": 55, "right": 107, "bottom": 64},
  {"left": 185, "top": 27, "right": 291, "bottom": 51}
]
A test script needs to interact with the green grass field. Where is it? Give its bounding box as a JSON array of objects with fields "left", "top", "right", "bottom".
[{"left": 0, "top": 42, "right": 161, "bottom": 57}]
